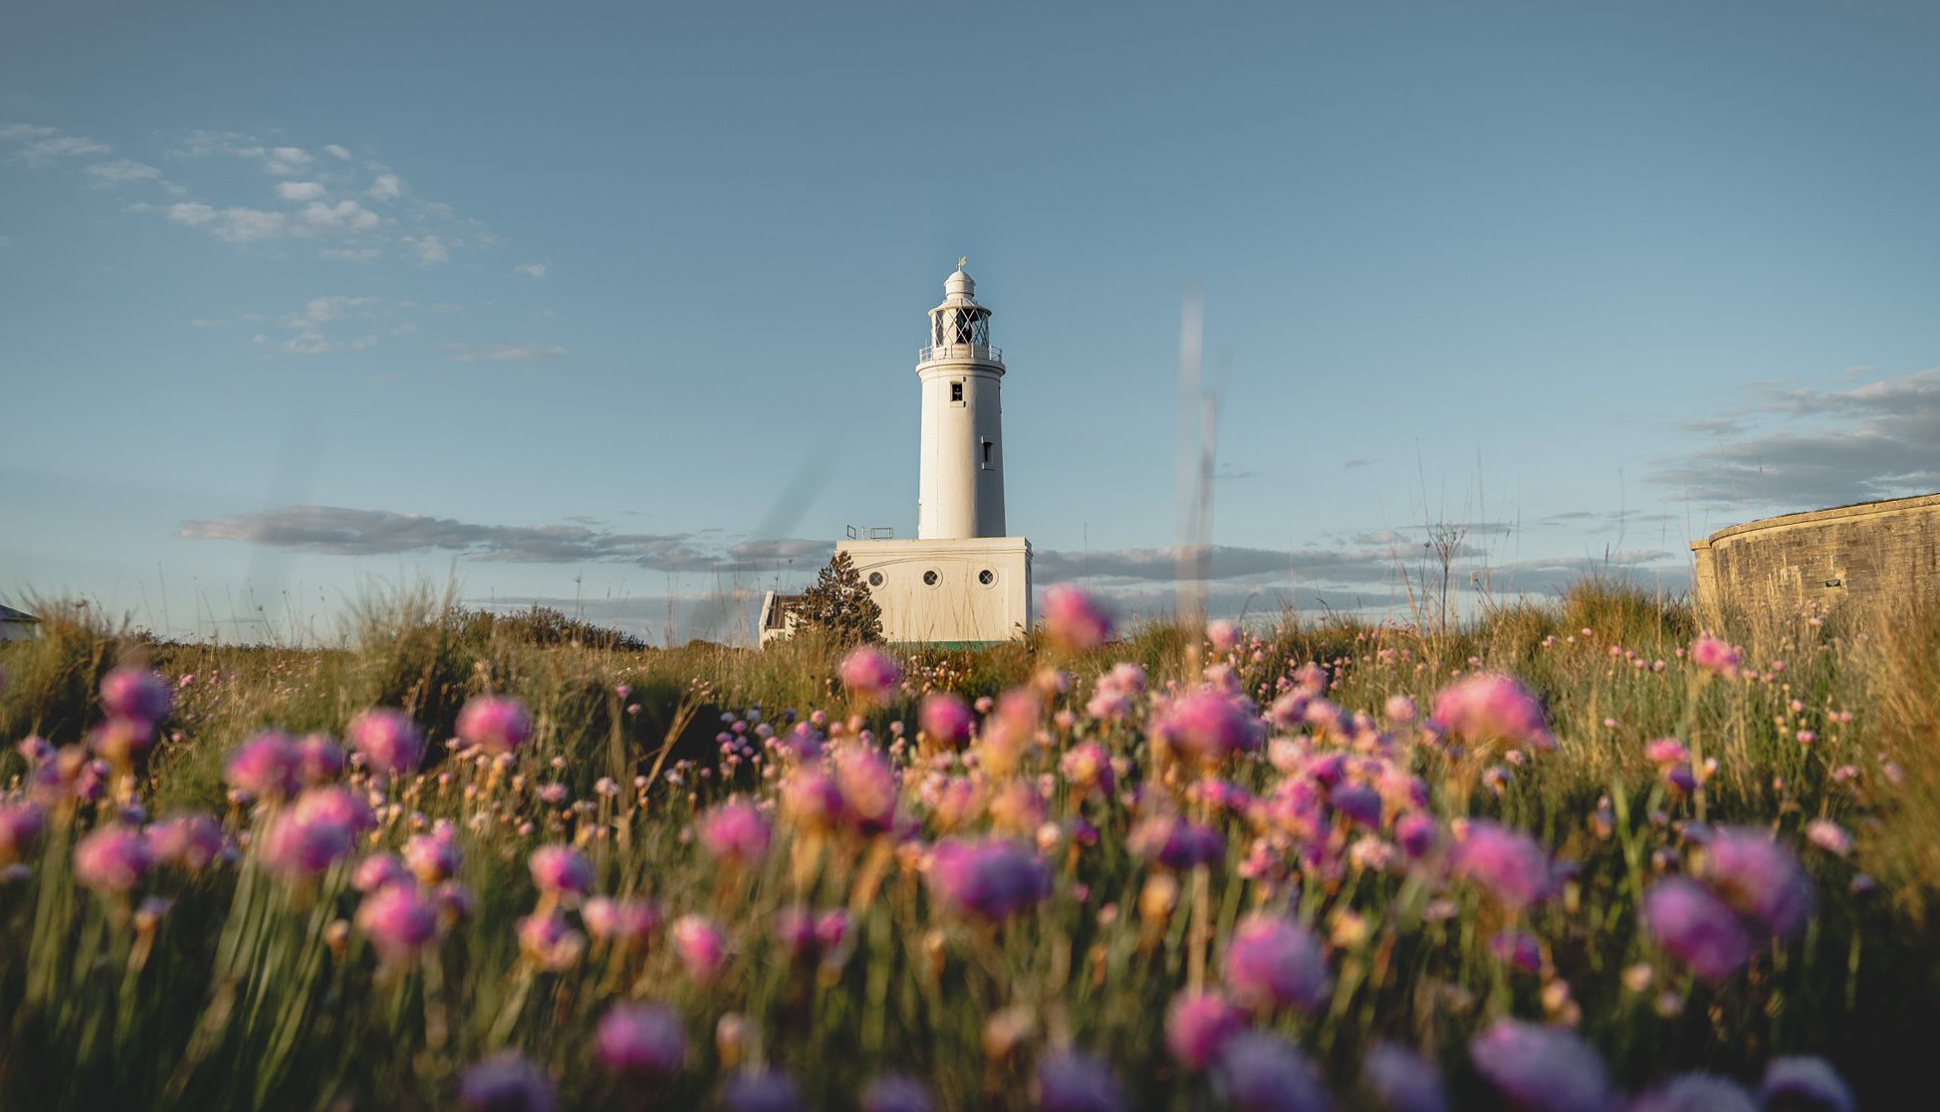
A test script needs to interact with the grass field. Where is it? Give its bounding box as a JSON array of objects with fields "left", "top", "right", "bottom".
[{"left": 0, "top": 581, "right": 1931, "bottom": 1111}]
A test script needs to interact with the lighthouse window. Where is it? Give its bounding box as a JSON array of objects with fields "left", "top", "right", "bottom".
[
  {"left": 922, "top": 570, "right": 940, "bottom": 587},
  {"left": 867, "top": 572, "right": 885, "bottom": 587},
  {"left": 950, "top": 381, "right": 963, "bottom": 403},
  {"left": 978, "top": 569, "right": 995, "bottom": 586},
  {"left": 952, "top": 310, "right": 975, "bottom": 345},
  {"left": 981, "top": 438, "right": 994, "bottom": 468}
]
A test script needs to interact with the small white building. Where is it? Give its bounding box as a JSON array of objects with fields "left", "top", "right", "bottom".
[{"left": 0, "top": 604, "right": 39, "bottom": 642}]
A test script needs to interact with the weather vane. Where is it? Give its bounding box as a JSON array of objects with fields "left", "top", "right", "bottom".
[{"left": 958, "top": 255, "right": 968, "bottom": 269}]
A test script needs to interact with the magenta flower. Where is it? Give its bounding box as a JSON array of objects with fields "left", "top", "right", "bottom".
[
  {"left": 595, "top": 1002, "right": 685, "bottom": 1077},
  {"left": 582, "top": 895, "right": 661, "bottom": 950},
  {"left": 354, "top": 853, "right": 413, "bottom": 893},
  {"left": 145, "top": 813, "right": 222, "bottom": 871},
  {"left": 1429, "top": 673, "right": 1554, "bottom": 751},
  {"left": 697, "top": 801, "right": 772, "bottom": 866},
  {"left": 89, "top": 716, "right": 156, "bottom": 765},
  {"left": 456, "top": 695, "right": 533, "bottom": 755},
  {"left": 521, "top": 848, "right": 584, "bottom": 901},
  {"left": 1689, "top": 634, "right": 1741, "bottom": 679},
  {"left": 1221, "top": 917, "right": 1332, "bottom": 1014},
  {"left": 295, "top": 734, "right": 345, "bottom": 785},
  {"left": 1489, "top": 930, "right": 1543, "bottom": 974},
  {"left": 1129, "top": 815, "right": 1226, "bottom": 871},
  {"left": 671, "top": 914, "right": 727, "bottom": 983},
  {"left": 404, "top": 830, "right": 462, "bottom": 884},
  {"left": 1643, "top": 877, "right": 1752, "bottom": 982},
  {"left": 1330, "top": 784, "right": 1382, "bottom": 828},
  {"left": 1164, "top": 990, "right": 1245, "bottom": 1071},
  {"left": 516, "top": 912, "right": 585, "bottom": 971},
  {"left": 1703, "top": 827, "right": 1812, "bottom": 938},
  {"left": 1804, "top": 819, "right": 1853, "bottom": 857},
  {"left": 295, "top": 785, "right": 377, "bottom": 833},
  {"left": 1629, "top": 1074, "right": 1759, "bottom": 1112},
  {"left": 100, "top": 666, "right": 171, "bottom": 722},
  {"left": 862, "top": 1074, "right": 935, "bottom": 1112},
  {"left": 780, "top": 769, "right": 847, "bottom": 832},
  {"left": 261, "top": 808, "right": 354, "bottom": 880},
  {"left": 73, "top": 825, "right": 153, "bottom": 894},
  {"left": 1467, "top": 1019, "right": 1610, "bottom": 1112},
  {"left": 0, "top": 800, "right": 46, "bottom": 864},
  {"left": 1154, "top": 690, "right": 1265, "bottom": 764},
  {"left": 920, "top": 693, "right": 976, "bottom": 746},
  {"left": 458, "top": 1051, "right": 555, "bottom": 1112},
  {"left": 1449, "top": 821, "right": 1553, "bottom": 910},
  {"left": 834, "top": 747, "right": 899, "bottom": 835},
  {"left": 1760, "top": 1056, "right": 1854, "bottom": 1112},
  {"left": 1086, "top": 662, "right": 1146, "bottom": 721},
  {"left": 356, "top": 882, "right": 440, "bottom": 962},
  {"left": 1644, "top": 738, "right": 1690, "bottom": 766},
  {"left": 723, "top": 1069, "right": 802, "bottom": 1112},
  {"left": 926, "top": 838, "right": 1051, "bottom": 923},
  {"left": 1362, "top": 1043, "right": 1448, "bottom": 1112},
  {"left": 1036, "top": 1050, "right": 1123, "bottom": 1112},
  {"left": 346, "top": 708, "right": 424, "bottom": 776},
  {"left": 1396, "top": 813, "right": 1439, "bottom": 860},
  {"left": 1059, "top": 742, "right": 1116, "bottom": 796},
  {"left": 839, "top": 646, "right": 904, "bottom": 706},
  {"left": 1213, "top": 1031, "right": 1331, "bottom": 1112},
  {"left": 225, "top": 733, "right": 301, "bottom": 801},
  {"left": 1041, "top": 585, "right": 1113, "bottom": 652}
]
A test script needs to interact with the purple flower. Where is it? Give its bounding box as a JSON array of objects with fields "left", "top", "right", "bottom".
[
  {"left": 1221, "top": 917, "right": 1332, "bottom": 1014},
  {"left": 926, "top": 838, "right": 1051, "bottom": 923},
  {"left": 89, "top": 716, "right": 156, "bottom": 765},
  {"left": 347, "top": 708, "right": 424, "bottom": 776},
  {"left": 595, "top": 1002, "right": 685, "bottom": 1077},
  {"left": 583, "top": 895, "right": 661, "bottom": 950},
  {"left": 296, "top": 785, "right": 377, "bottom": 833},
  {"left": 354, "top": 853, "right": 413, "bottom": 893},
  {"left": 839, "top": 646, "right": 904, "bottom": 706},
  {"left": 456, "top": 695, "right": 533, "bottom": 755},
  {"left": 1629, "top": 1074, "right": 1758, "bottom": 1112},
  {"left": 1759, "top": 1056, "right": 1854, "bottom": 1112},
  {"left": 1164, "top": 990, "right": 1245, "bottom": 1070},
  {"left": 780, "top": 769, "right": 847, "bottom": 832},
  {"left": 1330, "top": 784, "right": 1382, "bottom": 828},
  {"left": 356, "top": 882, "right": 440, "bottom": 962},
  {"left": 100, "top": 667, "right": 171, "bottom": 722},
  {"left": 404, "top": 830, "right": 462, "bottom": 884},
  {"left": 1041, "top": 585, "right": 1113, "bottom": 651},
  {"left": 1396, "top": 813, "right": 1439, "bottom": 860},
  {"left": 1489, "top": 930, "right": 1543, "bottom": 974},
  {"left": 225, "top": 733, "right": 301, "bottom": 801},
  {"left": 261, "top": 807, "right": 354, "bottom": 880},
  {"left": 295, "top": 734, "right": 345, "bottom": 785},
  {"left": 1036, "top": 1050, "right": 1122, "bottom": 1112},
  {"left": 1154, "top": 690, "right": 1265, "bottom": 764},
  {"left": 834, "top": 747, "right": 899, "bottom": 835},
  {"left": 723, "top": 1069, "right": 801, "bottom": 1112},
  {"left": 145, "top": 813, "right": 222, "bottom": 871},
  {"left": 1129, "top": 815, "right": 1226, "bottom": 871},
  {"left": 1362, "top": 1042, "right": 1447, "bottom": 1112},
  {"left": 920, "top": 693, "right": 976, "bottom": 746},
  {"left": 1643, "top": 877, "right": 1751, "bottom": 982},
  {"left": 458, "top": 1051, "right": 555, "bottom": 1112},
  {"left": 697, "top": 802, "right": 772, "bottom": 866},
  {"left": 862, "top": 1074, "right": 935, "bottom": 1112},
  {"left": 1430, "top": 673, "right": 1554, "bottom": 751},
  {"left": 1467, "top": 1018, "right": 1611, "bottom": 1112},
  {"left": 0, "top": 800, "right": 46, "bottom": 864},
  {"left": 516, "top": 912, "right": 585, "bottom": 971},
  {"left": 1703, "top": 828, "right": 1811, "bottom": 938},
  {"left": 1214, "top": 1031, "right": 1330, "bottom": 1112},
  {"left": 1803, "top": 819, "right": 1852, "bottom": 858},
  {"left": 672, "top": 914, "right": 727, "bottom": 983},
  {"left": 528, "top": 844, "right": 593, "bottom": 898},
  {"left": 73, "top": 826, "right": 153, "bottom": 893},
  {"left": 1059, "top": 742, "right": 1115, "bottom": 795},
  {"left": 1450, "top": 821, "right": 1553, "bottom": 910},
  {"left": 1688, "top": 634, "right": 1741, "bottom": 680}
]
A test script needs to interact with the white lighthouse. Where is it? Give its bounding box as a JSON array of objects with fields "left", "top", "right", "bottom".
[{"left": 812, "top": 261, "right": 1033, "bottom": 646}]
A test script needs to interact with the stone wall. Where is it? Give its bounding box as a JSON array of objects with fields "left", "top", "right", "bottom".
[{"left": 1690, "top": 493, "right": 1940, "bottom": 625}]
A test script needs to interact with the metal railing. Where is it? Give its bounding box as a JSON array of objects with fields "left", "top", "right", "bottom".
[{"left": 918, "top": 343, "right": 1003, "bottom": 364}]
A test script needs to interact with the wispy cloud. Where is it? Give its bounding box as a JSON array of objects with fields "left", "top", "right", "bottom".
[
  {"left": 513, "top": 262, "right": 548, "bottom": 278},
  {"left": 445, "top": 343, "right": 566, "bottom": 362},
  {"left": 83, "top": 159, "right": 162, "bottom": 187}
]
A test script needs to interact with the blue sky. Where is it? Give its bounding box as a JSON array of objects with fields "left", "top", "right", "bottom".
[{"left": 4, "top": 2, "right": 1938, "bottom": 643}]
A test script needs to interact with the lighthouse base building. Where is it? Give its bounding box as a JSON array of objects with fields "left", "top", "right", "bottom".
[{"left": 834, "top": 535, "right": 1032, "bottom": 646}]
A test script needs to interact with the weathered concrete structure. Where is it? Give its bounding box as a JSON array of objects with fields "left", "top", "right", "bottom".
[{"left": 1690, "top": 493, "right": 1940, "bottom": 625}]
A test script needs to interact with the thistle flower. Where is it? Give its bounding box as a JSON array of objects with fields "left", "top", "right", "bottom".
[
  {"left": 672, "top": 914, "right": 728, "bottom": 983},
  {"left": 1362, "top": 1042, "right": 1447, "bottom": 1112},
  {"left": 1164, "top": 990, "right": 1245, "bottom": 1070},
  {"left": 1688, "top": 634, "right": 1741, "bottom": 680},
  {"left": 458, "top": 1051, "right": 555, "bottom": 1112},
  {"left": 1629, "top": 1074, "right": 1759, "bottom": 1112},
  {"left": 356, "top": 882, "right": 440, "bottom": 962},
  {"left": 1085, "top": 661, "right": 1146, "bottom": 720},
  {"left": 723, "top": 1069, "right": 802, "bottom": 1112},
  {"left": 1213, "top": 1031, "right": 1330, "bottom": 1112},
  {"left": 1702, "top": 828, "right": 1811, "bottom": 938},
  {"left": 1383, "top": 695, "right": 1417, "bottom": 724},
  {"left": 1395, "top": 813, "right": 1439, "bottom": 860},
  {"left": 594, "top": 1002, "right": 685, "bottom": 1077},
  {"left": 1129, "top": 815, "right": 1225, "bottom": 871},
  {"left": 225, "top": 733, "right": 301, "bottom": 801},
  {"left": 527, "top": 844, "right": 593, "bottom": 899},
  {"left": 926, "top": 838, "right": 1051, "bottom": 923},
  {"left": 1643, "top": 877, "right": 1751, "bottom": 982},
  {"left": 1035, "top": 1050, "right": 1123, "bottom": 1112},
  {"left": 1759, "top": 1056, "right": 1855, "bottom": 1112},
  {"left": 73, "top": 825, "right": 153, "bottom": 894},
  {"left": 862, "top": 1074, "right": 935, "bottom": 1112},
  {"left": 583, "top": 895, "right": 661, "bottom": 950},
  {"left": 920, "top": 693, "right": 975, "bottom": 746},
  {"left": 1041, "top": 585, "right": 1112, "bottom": 651},
  {"left": 839, "top": 646, "right": 903, "bottom": 706},
  {"left": 347, "top": 708, "right": 424, "bottom": 776},
  {"left": 697, "top": 801, "right": 772, "bottom": 866},
  {"left": 456, "top": 695, "right": 533, "bottom": 755},
  {"left": 1153, "top": 690, "right": 1265, "bottom": 764},
  {"left": 145, "top": 813, "right": 222, "bottom": 871},
  {"left": 1467, "top": 1018, "right": 1610, "bottom": 1112},
  {"left": 100, "top": 666, "right": 171, "bottom": 722},
  {"left": 1330, "top": 784, "right": 1382, "bottom": 828},
  {"left": 1429, "top": 673, "right": 1554, "bottom": 751},
  {"left": 1450, "top": 821, "right": 1553, "bottom": 910},
  {"left": 0, "top": 800, "right": 46, "bottom": 864},
  {"left": 1221, "top": 917, "right": 1332, "bottom": 1014},
  {"left": 1644, "top": 738, "right": 1689, "bottom": 766},
  {"left": 293, "top": 785, "right": 377, "bottom": 834}
]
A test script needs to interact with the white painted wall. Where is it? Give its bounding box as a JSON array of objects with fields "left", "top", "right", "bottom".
[
  {"left": 837, "top": 537, "right": 1031, "bottom": 644},
  {"left": 916, "top": 362, "right": 1004, "bottom": 539}
]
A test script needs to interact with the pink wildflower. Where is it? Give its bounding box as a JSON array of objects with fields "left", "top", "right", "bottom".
[
  {"left": 346, "top": 708, "right": 424, "bottom": 775},
  {"left": 698, "top": 802, "right": 772, "bottom": 866},
  {"left": 671, "top": 914, "right": 727, "bottom": 983},
  {"left": 1164, "top": 990, "right": 1245, "bottom": 1070},
  {"left": 1154, "top": 690, "right": 1265, "bottom": 764},
  {"left": 595, "top": 1002, "right": 686, "bottom": 1077},
  {"left": 1429, "top": 673, "right": 1554, "bottom": 751},
  {"left": 919, "top": 693, "right": 976, "bottom": 746},
  {"left": 1689, "top": 634, "right": 1741, "bottom": 679},
  {"left": 225, "top": 732, "right": 301, "bottom": 801},
  {"left": 456, "top": 695, "right": 533, "bottom": 755},
  {"left": 1449, "top": 821, "right": 1553, "bottom": 910},
  {"left": 582, "top": 895, "right": 661, "bottom": 950},
  {"left": 1221, "top": 917, "right": 1332, "bottom": 1014},
  {"left": 1703, "top": 827, "right": 1812, "bottom": 938},
  {"left": 100, "top": 667, "right": 171, "bottom": 721},
  {"left": 73, "top": 826, "right": 153, "bottom": 894},
  {"left": 356, "top": 882, "right": 440, "bottom": 962},
  {"left": 145, "top": 813, "right": 222, "bottom": 871},
  {"left": 458, "top": 1052, "right": 555, "bottom": 1112},
  {"left": 527, "top": 844, "right": 593, "bottom": 898},
  {"left": 925, "top": 838, "right": 1050, "bottom": 923},
  {"left": 1468, "top": 1019, "right": 1610, "bottom": 1112},
  {"left": 0, "top": 800, "right": 46, "bottom": 864},
  {"left": 838, "top": 646, "right": 903, "bottom": 706},
  {"left": 1041, "top": 585, "right": 1113, "bottom": 652}
]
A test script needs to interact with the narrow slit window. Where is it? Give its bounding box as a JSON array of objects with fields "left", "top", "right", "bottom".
[
  {"left": 950, "top": 381, "right": 963, "bottom": 403},
  {"left": 981, "top": 438, "right": 993, "bottom": 467}
]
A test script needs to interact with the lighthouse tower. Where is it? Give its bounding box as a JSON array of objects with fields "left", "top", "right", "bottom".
[
  {"left": 917, "top": 261, "right": 1006, "bottom": 540},
  {"left": 793, "top": 260, "right": 1032, "bottom": 646}
]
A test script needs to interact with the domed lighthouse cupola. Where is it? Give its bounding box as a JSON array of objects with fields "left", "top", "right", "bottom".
[{"left": 916, "top": 259, "right": 1007, "bottom": 540}]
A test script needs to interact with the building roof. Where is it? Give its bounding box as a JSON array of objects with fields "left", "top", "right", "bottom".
[{"left": 0, "top": 604, "right": 38, "bottom": 623}]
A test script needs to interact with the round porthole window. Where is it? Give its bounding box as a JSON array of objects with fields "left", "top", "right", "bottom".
[
  {"left": 867, "top": 571, "right": 885, "bottom": 587},
  {"left": 978, "top": 569, "right": 995, "bottom": 586},
  {"left": 922, "top": 569, "right": 940, "bottom": 587}
]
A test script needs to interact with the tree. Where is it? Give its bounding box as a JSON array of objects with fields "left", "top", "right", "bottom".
[{"left": 796, "top": 551, "right": 884, "bottom": 644}]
